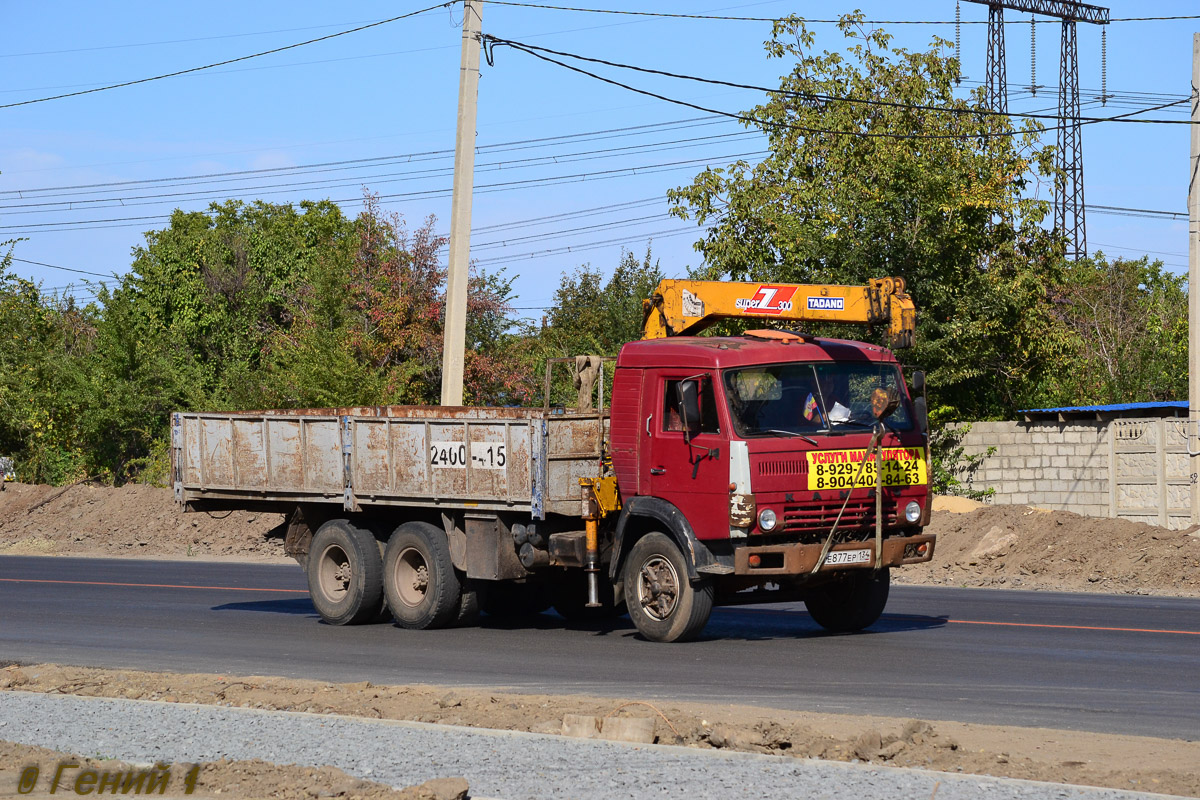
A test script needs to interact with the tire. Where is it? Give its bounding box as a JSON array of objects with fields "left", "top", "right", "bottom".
[
  {"left": 623, "top": 532, "right": 713, "bottom": 642},
  {"left": 452, "top": 581, "right": 482, "bottom": 627},
  {"left": 551, "top": 569, "right": 625, "bottom": 622},
  {"left": 478, "top": 580, "right": 552, "bottom": 619},
  {"left": 804, "top": 567, "right": 890, "bottom": 633},
  {"left": 383, "top": 521, "right": 462, "bottom": 630},
  {"left": 307, "top": 519, "right": 384, "bottom": 626}
]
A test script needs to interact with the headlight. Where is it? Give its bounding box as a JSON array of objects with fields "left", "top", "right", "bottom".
[
  {"left": 758, "top": 508, "right": 778, "bottom": 532},
  {"left": 904, "top": 501, "right": 921, "bottom": 523}
]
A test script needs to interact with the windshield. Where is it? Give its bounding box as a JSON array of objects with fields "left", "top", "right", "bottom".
[{"left": 722, "top": 362, "right": 913, "bottom": 437}]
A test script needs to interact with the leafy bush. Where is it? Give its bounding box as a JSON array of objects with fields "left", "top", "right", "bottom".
[{"left": 930, "top": 421, "right": 994, "bottom": 500}]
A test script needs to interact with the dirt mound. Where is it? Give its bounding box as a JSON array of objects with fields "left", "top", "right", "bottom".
[
  {"left": 0, "top": 738, "right": 467, "bottom": 800},
  {"left": 0, "top": 482, "right": 285, "bottom": 560},
  {"left": 899, "top": 502, "right": 1200, "bottom": 595}
]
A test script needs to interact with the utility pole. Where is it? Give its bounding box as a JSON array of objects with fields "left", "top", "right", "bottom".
[
  {"left": 1189, "top": 33, "right": 1199, "bottom": 524},
  {"left": 441, "top": 0, "right": 482, "bottom": 407},
  {"left": 962, "top": 0, "right": 1108, "bottom": 259},
  {"left": 985, "top": 4, "right": 1008, "bottom": 113}
]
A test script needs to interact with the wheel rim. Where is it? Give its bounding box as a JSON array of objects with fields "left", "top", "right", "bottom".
[
  {"left": 316, "top": 544, "right": 352, "bottom": 603},
  {"left": 636, "top": 554, "right": 680, "bottom": 621},
  {"left": 393, "top": 546, "right": 430, "bottom": 608}
]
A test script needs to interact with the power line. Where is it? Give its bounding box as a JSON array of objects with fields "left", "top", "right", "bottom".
[
  {"left": 0, "top": 3, "right": 451, "bottom": 110},
  {"left": 1087, "top": 204, "right": 1186, "bottom": 220},
  {"left": 485, "top": 36, "right": 1193, "bottom": 127},
  {"left": 9, "top": 257, "right": 112, "bottom": 278},
  {"left": 0, "top": 152, "right": 739, "bottom": 235},
  {"left": 0, "top": 18, "right": 387, "bottom": 59},
  {"left": 473, "top": 225, "right": 696, "bottom": 267},
  {"left": 485, "top": 2, "right": 1200, "bottom": 24},
  {"left": 0, "top": 150, "right": 765, "bottom": 234},
  {"left": 0, "top": 116, "right": 729, "bottom": 198},
  {"left": 1091, "top": 241, "right": 1187, "bottom": 258},
  {"left": 485, "top": 36, "right": 1188, "bottom": 141},
  {"left": 0, "top": 128, "right": 753, "bottom": 212}
]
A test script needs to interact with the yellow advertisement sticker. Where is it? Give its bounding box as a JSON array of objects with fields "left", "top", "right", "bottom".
[{"left": 806, "top": 447, "right": 927, "bottom": 491}]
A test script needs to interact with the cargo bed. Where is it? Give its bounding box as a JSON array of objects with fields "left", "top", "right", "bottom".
[{"left": 171, "top": 406, "right": 607, "bottom": 519}]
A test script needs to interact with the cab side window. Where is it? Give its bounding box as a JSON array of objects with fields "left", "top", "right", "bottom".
[{"left": 663, "top": 378, "right": 719, "bottom": 434}]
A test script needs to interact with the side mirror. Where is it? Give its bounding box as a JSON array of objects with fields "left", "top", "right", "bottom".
[
  {"left": 911, "top": 370, "right": 926, "bottom": 397},
  {"left": 677, "top": 380, "right": 701, "bottom": 436},
  {"left": 914, "top": 395, "right": 929, "bottom": 435}
]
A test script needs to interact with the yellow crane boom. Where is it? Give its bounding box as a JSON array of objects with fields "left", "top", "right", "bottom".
[{"left": 641, "top": 277, "right": 916, "bottom": 347}]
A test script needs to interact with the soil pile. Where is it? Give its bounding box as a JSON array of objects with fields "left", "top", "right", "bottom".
[
  {"left": 901, "top": 500, "right": 1200, "bottom": 596},
  {"left": 0, "top": 482, "right": 285, "bottom": 560}
]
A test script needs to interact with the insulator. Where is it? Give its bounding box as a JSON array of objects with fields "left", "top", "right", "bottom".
[
  {"left": 1101, "top": 27, "right": 1108, "bottom": 105},
  {"left": 1030, "top": 15, "right": 1037, "bottom": 96},
  {"left": 955, "top": 1, "right": 962, "bottom": 85}
]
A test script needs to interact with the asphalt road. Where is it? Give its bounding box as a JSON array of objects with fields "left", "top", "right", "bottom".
[{"left": 1, "top": 555, "right": 1197, "bottom": 740}]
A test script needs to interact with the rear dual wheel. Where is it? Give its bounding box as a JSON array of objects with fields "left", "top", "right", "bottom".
[
  {"left": 383, "top": 521, "right": 463, "bottom": 630},
  {"left": 307, "top": 520, "right": 384, "bottom": 626}
]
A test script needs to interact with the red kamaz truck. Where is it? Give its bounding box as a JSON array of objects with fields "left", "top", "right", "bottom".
[{"left": 173, "top": 278, "right": 933, "bottom": 642}]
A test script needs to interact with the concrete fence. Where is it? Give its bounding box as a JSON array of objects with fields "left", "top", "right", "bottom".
[{"left": 952, "top": 416, "right": 1195, "bottom": 530}]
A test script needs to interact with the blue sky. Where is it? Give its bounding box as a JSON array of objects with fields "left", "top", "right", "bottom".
[{"left": 1, "top": 1, "right": 1195, "bottom": 316}]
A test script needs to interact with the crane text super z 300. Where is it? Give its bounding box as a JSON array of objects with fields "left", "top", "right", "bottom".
[{"left": 173, "top": 277, "right": 933, "bottom": 642}]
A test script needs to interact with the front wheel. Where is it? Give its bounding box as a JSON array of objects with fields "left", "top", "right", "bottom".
[
  {"left": 804, "top": 567, "right": 890, "bottom": 633},
  {"left": 623, "top": 532, "right": 712, "bottom": 642},
  {"left": 383, "top": 521, "right": 462, "bottom": 630},
  {"left": 307, "top": 520, "right": 384, "bottom": 626}
]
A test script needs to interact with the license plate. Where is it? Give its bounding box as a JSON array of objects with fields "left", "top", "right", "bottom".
[
  {"left": 824, "top": 549, "right": 872, "bottom": 566},
  {"left": 807, "top": 447, "right": 927, "bottom": 491}
]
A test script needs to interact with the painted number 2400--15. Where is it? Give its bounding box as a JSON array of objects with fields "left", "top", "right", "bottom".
[{"left": 429, "top": 442, "right": 506, "bottom": 469}]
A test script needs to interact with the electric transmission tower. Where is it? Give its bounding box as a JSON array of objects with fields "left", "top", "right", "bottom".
[{"left": 958, "top": 0, "right": 1109, "bottom": 259}]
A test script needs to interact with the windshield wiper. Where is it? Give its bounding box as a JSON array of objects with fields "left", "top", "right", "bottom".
[
  {"left": 829, "top": 419, "right": 875, "bottom": 430},
  {"left": 761, "top": 429, "right": 819, "bottom": 446}
]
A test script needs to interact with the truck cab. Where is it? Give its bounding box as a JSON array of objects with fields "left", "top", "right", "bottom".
[{"left": 607, "top": 331, "right": 934, "bottom": 641}]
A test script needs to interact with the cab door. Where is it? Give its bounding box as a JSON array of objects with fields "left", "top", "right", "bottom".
[{"left": 641, "top": 371, "right": 729, "bottom": 541}]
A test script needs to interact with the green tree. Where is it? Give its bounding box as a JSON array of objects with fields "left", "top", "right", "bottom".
[
  {"left": 123, "top": 198, "right": 357, "bottom": 407},
  {"left": 541, "top": 246, "right": 664, "bottom": 357},
  {"left": 527, "top": 247, "right": 665, "bottom": 407},
  {"left": 668, "top": 15, "right": 1066, "bottom": 420},
  {"left": 1045, "top": 254, "right": 1187, "bottom": 405},
  {"left": 0, "top": 253, "right": 99, "bottom": 483}
]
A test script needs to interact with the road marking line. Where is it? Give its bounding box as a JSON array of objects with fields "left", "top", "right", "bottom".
[
  {"left": 0, "top": 577, "right": 301, "bottom": 593},
  {"left": 938, "top": 617, "right": 1200, "bottom": 636},
  {"left": 732, "top": 608, "right": 1200, "bottom": 636}
]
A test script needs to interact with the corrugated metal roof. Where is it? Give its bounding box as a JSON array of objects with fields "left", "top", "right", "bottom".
[{"left": 1021, "top": 401, "right": 1187, "bottom": 414}]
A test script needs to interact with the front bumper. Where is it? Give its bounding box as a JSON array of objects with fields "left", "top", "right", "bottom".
[{"left": 732, "top": 533, "right": 935, "bottom": 576}]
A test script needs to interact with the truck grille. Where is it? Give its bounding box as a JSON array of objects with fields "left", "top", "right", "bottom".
[
  {"left": 757, "top": 458, "right": 807, "bottom": 477},
  {"left": 780, "top": 501, "right": 897, "bottom": 535}
]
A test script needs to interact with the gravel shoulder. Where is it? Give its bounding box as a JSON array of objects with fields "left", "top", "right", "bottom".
[
  {"left": 0, "top": 739, "right": 469, "bottom": 800},
  {"left": 0, "top": 690, "right": 1185, "bottom": 800},
  {"left": 1, "top": 664, "right": 1197, "bottom": 798}
]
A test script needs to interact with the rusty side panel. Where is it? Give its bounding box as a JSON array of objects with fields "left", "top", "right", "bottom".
[
  {"left": 177, "top": 407, "right": 603, "bottom": 514},
  {"left": 543, "top": 415, "right": 607, "bottom": 516}
]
